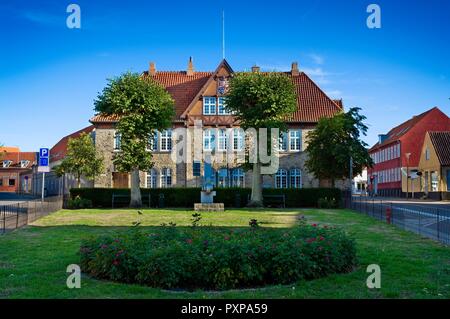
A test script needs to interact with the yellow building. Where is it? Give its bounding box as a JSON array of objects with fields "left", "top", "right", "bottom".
[{"left": 418, "top": 131, "right": 450, "bottom": 200}]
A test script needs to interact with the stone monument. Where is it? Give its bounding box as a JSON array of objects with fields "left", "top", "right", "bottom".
[{"left": 194, "top": 161, "right": 224, "bottom": 212}]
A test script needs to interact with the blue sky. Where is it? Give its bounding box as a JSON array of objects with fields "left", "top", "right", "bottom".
[{"left": 0, "top": 0, "right": 449, "bottom": 151}]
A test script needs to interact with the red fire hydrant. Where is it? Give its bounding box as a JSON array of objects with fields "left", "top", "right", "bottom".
[{"left": 386, "top": 208, "right": 392, "bottom": 224}]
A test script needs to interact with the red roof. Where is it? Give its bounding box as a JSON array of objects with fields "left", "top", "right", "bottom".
[
  {"left": 369, "top": 107, "right": 438, "bottom": 151},
  {"left": 288, "top": 72, "right": 342, "bottom": 122},
  {"left": 50, "top": 125, "right": 95, "bottom": 163},
  {"left": 0, "top": 146, "right": 20, "bottom": 152},
  {"left": 429, "top": 131, "right": 450, "bottom": 166},
  {"left": 0, "top": 152, "right": 36, "bottom": 169},
  {"left": 90, "top": 60, "right": 342, "bottom": 124}
]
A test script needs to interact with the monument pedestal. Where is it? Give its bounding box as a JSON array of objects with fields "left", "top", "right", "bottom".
[{"left": 194, "top": 203, "right": 225, "bottom": 212}]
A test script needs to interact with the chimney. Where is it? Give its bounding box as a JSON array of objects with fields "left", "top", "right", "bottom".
[
  {"left": 291, "top": 62, "right": 299, "bottom": 76},
  {"left": 187, "top": 56, "right": 194, "bottom": 76},
  {"left": 149, "top": 62, "right": 156, "bottom": 76},
  {"left": 251, "top": 65, "right": 260, "bottom": 73}
]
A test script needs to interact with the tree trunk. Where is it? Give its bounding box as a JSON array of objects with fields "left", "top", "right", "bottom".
[
  {"left": 129, "top": 168, "right": 142, "bottom": 208},
  {"left": 247, "top": 162, "right": 264, "bottom": 207},
  {"left": 77, "top": 174, "right": 81, "bottom": 188}
]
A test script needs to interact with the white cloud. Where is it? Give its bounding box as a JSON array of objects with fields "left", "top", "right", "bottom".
[{"left": 309, "top": 54, "right": 324, "bottom": 65}]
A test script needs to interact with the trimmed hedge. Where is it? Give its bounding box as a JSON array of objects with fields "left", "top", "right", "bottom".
[
  {"left": 70, "top": 187, "right": 341, "bottom": 208},
  {"left": 80, "top": 222, "right": 357, "bottom": 290}
]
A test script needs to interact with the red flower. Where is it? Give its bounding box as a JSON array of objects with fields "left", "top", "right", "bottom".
[
  {"left": 319, "top": 236, "right": 325, "bottom": 241},
  {"left": 186, "top": 239, "right": 193, "bottom": 244},
  {"left": 312, "top": 224, "right": 318, "bottom": 227},
  {"left": 113, "top": 260, "right": 120, "bottom": 266},
  {"left": 224, "top": 236, "right": 230, "bottom": 241}
]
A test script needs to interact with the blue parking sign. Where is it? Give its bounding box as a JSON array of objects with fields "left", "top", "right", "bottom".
[
  {"left": 40, "top": 148, "right": 49, "bottom": 158},
  {"left": 39, "top": 157, "right": 49, "bottom": 166}
]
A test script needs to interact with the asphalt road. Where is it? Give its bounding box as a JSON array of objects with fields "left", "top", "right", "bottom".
[{"left": 0, "top": 192, "right": 38, "bottom": 206}]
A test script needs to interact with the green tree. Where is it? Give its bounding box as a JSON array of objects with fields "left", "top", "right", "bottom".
[
  {"left": 225, "top": 72, "right": 297, "bottom": 207},
  {"left": 305, "top": 107, "right": 373, "bottom": 187},
  {"left": 55, "top": 132, "right": 104, "bottom": 188},
  {"left": 94, "top": 72, "right": 175, "bottom": 208}
]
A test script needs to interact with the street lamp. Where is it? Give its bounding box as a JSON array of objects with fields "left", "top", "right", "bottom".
[{"left": 405, "top": 152, "right": 411, "bottom": 199}]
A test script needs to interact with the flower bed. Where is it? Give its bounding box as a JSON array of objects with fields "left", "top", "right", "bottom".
[{"left": 79, "top": 222, "right": 357, "bottom": 290}]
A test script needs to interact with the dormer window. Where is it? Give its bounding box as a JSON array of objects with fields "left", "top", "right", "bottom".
[
  {"left": 2, "top": 160, "right": 12, "bottom": 168},
  {"left": 203, "top": 97, "right": 217, "bottom": 115},
  {"left": 20, "top": 160, "right": 30, "bottom": 168}
]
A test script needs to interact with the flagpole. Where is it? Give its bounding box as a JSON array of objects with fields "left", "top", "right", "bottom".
[{"left": 222, "top": 10, "right": 225, "bottom": 59}]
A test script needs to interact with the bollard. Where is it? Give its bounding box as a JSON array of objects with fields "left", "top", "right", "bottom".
[{"left": 386, "top": 207, "right": 392, "bottom": 224}]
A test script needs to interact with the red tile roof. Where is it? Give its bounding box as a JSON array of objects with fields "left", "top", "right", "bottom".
[
  {"left": 50, "top": 125, "right": 95, "bottom": 163},
  {"left": 429, "top": 131, "right": 450, "bottom": 166},
  {"left": 288, "top": 72, "right": 342, "bottom": 122},
  {"left": 147, "top": 71, "right": 213, "bottom": 118},
  {"left": 369, "top": 108, "right": 436, "bottom": 151},
  {"left": 0, "top": 152, "right": 36, "bottom": 169},
  {"left": 90, "top": 61, "right": 342, "bottom": 124},
  {"left": 0, "top": 146, "right": 20, "bottom": 152}
]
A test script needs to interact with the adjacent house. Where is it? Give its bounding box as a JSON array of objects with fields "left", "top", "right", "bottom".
[
  {"left": 32, "top": 126, "right": 95, "bottom": 197},
  {"left": 0, "top": 147, "right": 36, "bottom": 193},
  {"left": 89, "top": 58, "right": 345, "bottom": 189},
  {"left": 368, "top": 107, "right": 450, "bottom": 197},
  {"left": 418, "top": 131, "right": 450, "bottom": 200}
]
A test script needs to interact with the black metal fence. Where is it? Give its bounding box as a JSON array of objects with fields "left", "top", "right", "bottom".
[
  {"left": 0, "top": 196, "right": 63, "bottom": 234},
  {"left": 344, "top": 195, "right": 450, "bottom": 245}
]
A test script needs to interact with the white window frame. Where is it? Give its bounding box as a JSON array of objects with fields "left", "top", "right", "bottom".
[
  {"left": 203, "top": 97, "right": 217, "bottom": 115},
  {"left": 2, "top": 160, "right": 12, "bottom": 168},
  {"left": 289, "top": 130, "right": 301, "bottom": 151},
  {"left": 217, "top": 97, "right": 231, "bottom": 115},
  {"left": 160, "top": 168, "right": 172, "bottom": 188},
  {"left": 290, "top": 168, "right": 302, "bottom": 188},
  {"left": 275, "top": 169, "right": 288, "bottom": 189},
  {"left": 20, "top": 160, "right": 29, "bottom": 168},
  {"left": 146, "top": 169, "right": 158, "bottom": 188},
  {"left": 232, "top": 168, "right": 245, "bottom": 187},
  {"left": 217, "top": 168, "right": 229, "bottom": 187},
  {"left": 233, "top": 128, "right": 244, "bottom": 151},
  {"left": 160, "top": 129, "right": 172, "bottom": 152},
  {"left": 203, "top": 129, "right": 215, "bottom": 151},
  {"left": 218, "top": 129, "right": 228, "bottom": 151}
]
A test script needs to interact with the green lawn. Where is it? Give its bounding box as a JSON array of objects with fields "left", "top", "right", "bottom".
[{"left": 0, "top": 208, "right": 449, "bottom": 299}]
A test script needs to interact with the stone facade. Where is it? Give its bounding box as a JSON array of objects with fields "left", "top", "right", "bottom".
[{"left": 90, "top": 59, "right": 348, "bottom": 190}]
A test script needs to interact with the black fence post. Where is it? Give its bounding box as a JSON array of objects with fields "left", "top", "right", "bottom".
[
  {"left": 16, "top": 203, "right": 19, "bottom": 229},
  {"left": 2, "top": 206, "right": 5, "bottom": 233},
  {"left": 436, "top": 208, "right": 440, "bottom": 241}
]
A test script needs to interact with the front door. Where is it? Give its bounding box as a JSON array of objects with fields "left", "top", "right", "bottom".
[{"left": 113, "top": 172, "right": 129, "bottom": 188}]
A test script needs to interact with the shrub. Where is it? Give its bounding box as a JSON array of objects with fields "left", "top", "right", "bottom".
[
  {"left": 66, "top": 195, "right": 93, "bottom": 209},
  {"left": 70, "top": 187, "right": 342, "bottom": 208},
  {"left": 317, "top": 197, "right": 339, "bottom": 209},
  {"left": 79, "top": 223, "right": 357, "bottom": 290}
]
